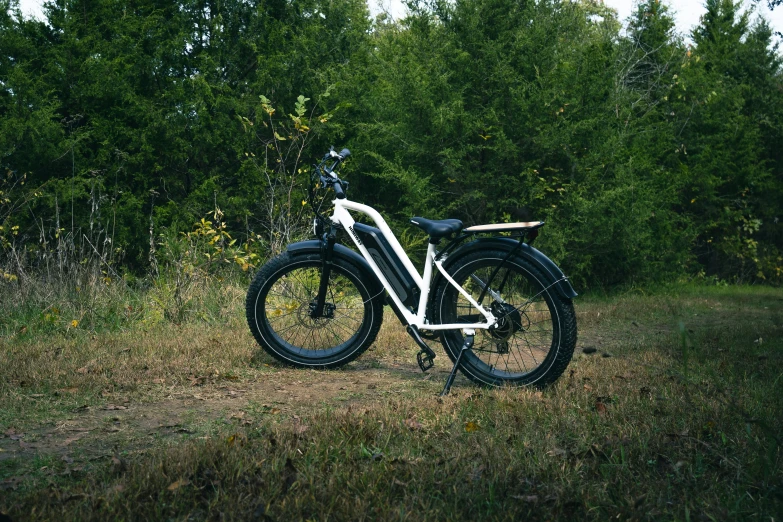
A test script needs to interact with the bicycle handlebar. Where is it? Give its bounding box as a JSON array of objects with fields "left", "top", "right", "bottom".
[{"left": 315, "top": 146, "right": 351, "bottom": 200}]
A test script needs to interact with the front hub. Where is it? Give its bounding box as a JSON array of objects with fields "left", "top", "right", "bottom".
[{"left": 307, "top": 301, "right": 335, "bottom": 320}]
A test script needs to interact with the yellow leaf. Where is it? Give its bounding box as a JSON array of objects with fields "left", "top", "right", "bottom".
[
  {"left": 464, "top": 421, "right": 479, "bottom": 433},
  {"left": 167, "top": 479, "right": 191, "bottom": 491},
  {"left": 71, "top": 320, "right": 79, "bottom": 328}
]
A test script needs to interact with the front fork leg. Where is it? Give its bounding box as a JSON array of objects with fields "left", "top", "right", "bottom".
[{"left": 310, "top": 229, "right": 336, "bottom": 318}]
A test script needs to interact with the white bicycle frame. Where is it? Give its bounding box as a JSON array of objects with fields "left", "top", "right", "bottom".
[{"left": 330, "top": 197, "right": 498, "bottom": 331}]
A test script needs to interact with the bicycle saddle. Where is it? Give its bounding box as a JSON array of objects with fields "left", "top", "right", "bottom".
[{"left": 409, "top": 217, "right": 463, "bottom": 238}]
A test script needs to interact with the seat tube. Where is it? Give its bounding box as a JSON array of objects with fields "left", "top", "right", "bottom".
[{"left": 416, "top": 243, "right": 438, "bottom": 323}]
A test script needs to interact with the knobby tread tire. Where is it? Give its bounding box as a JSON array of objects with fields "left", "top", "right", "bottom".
[
  {"left": 245, "top": 251, "right": 384, "bottom": 369},
  {"left": 433, "top": 250, "right": 577, "bottom": 387}
]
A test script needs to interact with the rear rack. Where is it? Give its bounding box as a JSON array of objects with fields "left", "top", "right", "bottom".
[
  {"left": 434, "top": 221, "right": 544, "bottom": 261},
  {"left": 463, "top": 221, "right": 544, "bottom": 233}
]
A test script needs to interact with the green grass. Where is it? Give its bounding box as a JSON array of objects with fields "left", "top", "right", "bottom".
[{"left": 1, "top": 284, "right": 781, "bottom": 520}]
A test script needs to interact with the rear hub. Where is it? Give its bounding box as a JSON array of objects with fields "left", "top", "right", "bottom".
[{"left": 488, "top": 302, "right": 525, "bottom": 341}]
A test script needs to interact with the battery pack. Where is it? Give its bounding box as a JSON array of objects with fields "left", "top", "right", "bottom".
[{"left": 351, "top": 223, "right": 419, "bottom": 309}]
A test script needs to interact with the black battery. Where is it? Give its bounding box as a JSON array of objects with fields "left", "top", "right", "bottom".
[{"left": 351, "top": 223, "right": 419, "bottom": 309}]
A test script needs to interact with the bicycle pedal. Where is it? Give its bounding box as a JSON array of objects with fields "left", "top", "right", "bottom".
[{"left": 417, "top": 350, "right": 435, "bottom": 372}]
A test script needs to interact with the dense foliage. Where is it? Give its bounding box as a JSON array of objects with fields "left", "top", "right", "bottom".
[{"left": 1, "top": 0, "right": 782, "bottom": 288}]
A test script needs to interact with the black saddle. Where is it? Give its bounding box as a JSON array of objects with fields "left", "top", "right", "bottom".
[{"left": 410, "top": 217, "right": 463, "bottom": 240}]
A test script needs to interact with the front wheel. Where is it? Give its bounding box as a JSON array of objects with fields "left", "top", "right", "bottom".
[
  {"left": 433, "top": 249, "right": 577, "bottom": 387},
  {"left": 246, "top": 251, "right": 383, "bottom": 368}
]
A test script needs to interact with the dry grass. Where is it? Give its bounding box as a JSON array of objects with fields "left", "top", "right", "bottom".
[{"left": 0, "top": 284, "right": 781, "bottom": 520}]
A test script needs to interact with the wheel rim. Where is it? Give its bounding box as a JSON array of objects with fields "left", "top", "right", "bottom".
[
  {"left": 445, "top": 259, "right": 558, "bottom": 380},
  {"left": 260, "top": 263, "right": 368, "bottom": 357}
]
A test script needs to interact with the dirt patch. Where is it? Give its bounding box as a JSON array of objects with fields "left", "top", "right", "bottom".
[{"left": 0, "top": 358, "right": 452, "bottom": 463}]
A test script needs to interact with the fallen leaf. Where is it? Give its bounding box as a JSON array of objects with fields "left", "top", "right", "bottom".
[
  {"left": 62, "top": 432, "right": 89, "bottom": 446},
  {"left": 0, "top": 476, "right": 24, "bottom": 491},
  {"left": 76, "top": 366, "right": 89, "bottom": 374},
  {"left": 167, "top": 479, "right": 190, "bottom": 491},
  {"left": 547, "top": 448, "right": 567, "bottom": 457},
  {"left": 404, "top": 418, "right": 423, "bottom": 431},
  {"left": 227, "top": 433, "right": 247, "bottom": 446},
  {"left": 595, "top": 402, "right": 608, "bottom": 415},
  {"left": 111, "top": 456, "right": 127, "bottom": 473},
  {"left": 583, "top": 383, "right": 593, "bottom": 391},
  {"left": 151, "top": 378, "right": 165, "bottom": 384},
  {"left": 464, "top": 421, "right": 479, "bottom": 433}
]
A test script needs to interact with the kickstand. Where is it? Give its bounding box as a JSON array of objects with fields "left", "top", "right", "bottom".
[{"left": 440, "top": 331, "right": 474, "bottom": 396}]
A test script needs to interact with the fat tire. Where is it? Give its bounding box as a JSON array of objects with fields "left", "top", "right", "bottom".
[
  {"left": 433, "top": 249, "right": 576, "bottom": 387},
  {"left": 246, "top": 251, "right": 383, "bottom": 368}
]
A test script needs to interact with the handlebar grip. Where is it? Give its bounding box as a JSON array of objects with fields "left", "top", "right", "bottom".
[
  {"left": 332, "top": 181, "right": 346, "bottom": 199},
  {"left": 338, "top": 148, "right": 351, "bottom": 159}
]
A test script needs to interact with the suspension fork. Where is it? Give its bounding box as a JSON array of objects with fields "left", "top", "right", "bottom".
[{"left": 310, "top": 226, "right": 336, "bottom": 318}]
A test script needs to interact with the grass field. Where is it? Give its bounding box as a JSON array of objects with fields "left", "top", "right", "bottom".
[{"left": 0, "top": 284, "right": 781, "bottom": 520}]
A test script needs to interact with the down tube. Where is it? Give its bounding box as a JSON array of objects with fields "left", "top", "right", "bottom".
[
  {"left": 336, "top": 200, "right": 424, "bottom": 289},
  {"left": 331, "top": 202, "right": 418, "bottom": 325}
]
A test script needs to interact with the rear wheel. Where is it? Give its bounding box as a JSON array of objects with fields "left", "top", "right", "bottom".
[
  {"left": 246, "top": 252, "right": 383, "bottom": 368},
  {"left": 433, "top": 249, "right": 576, "bottom": 387}
]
